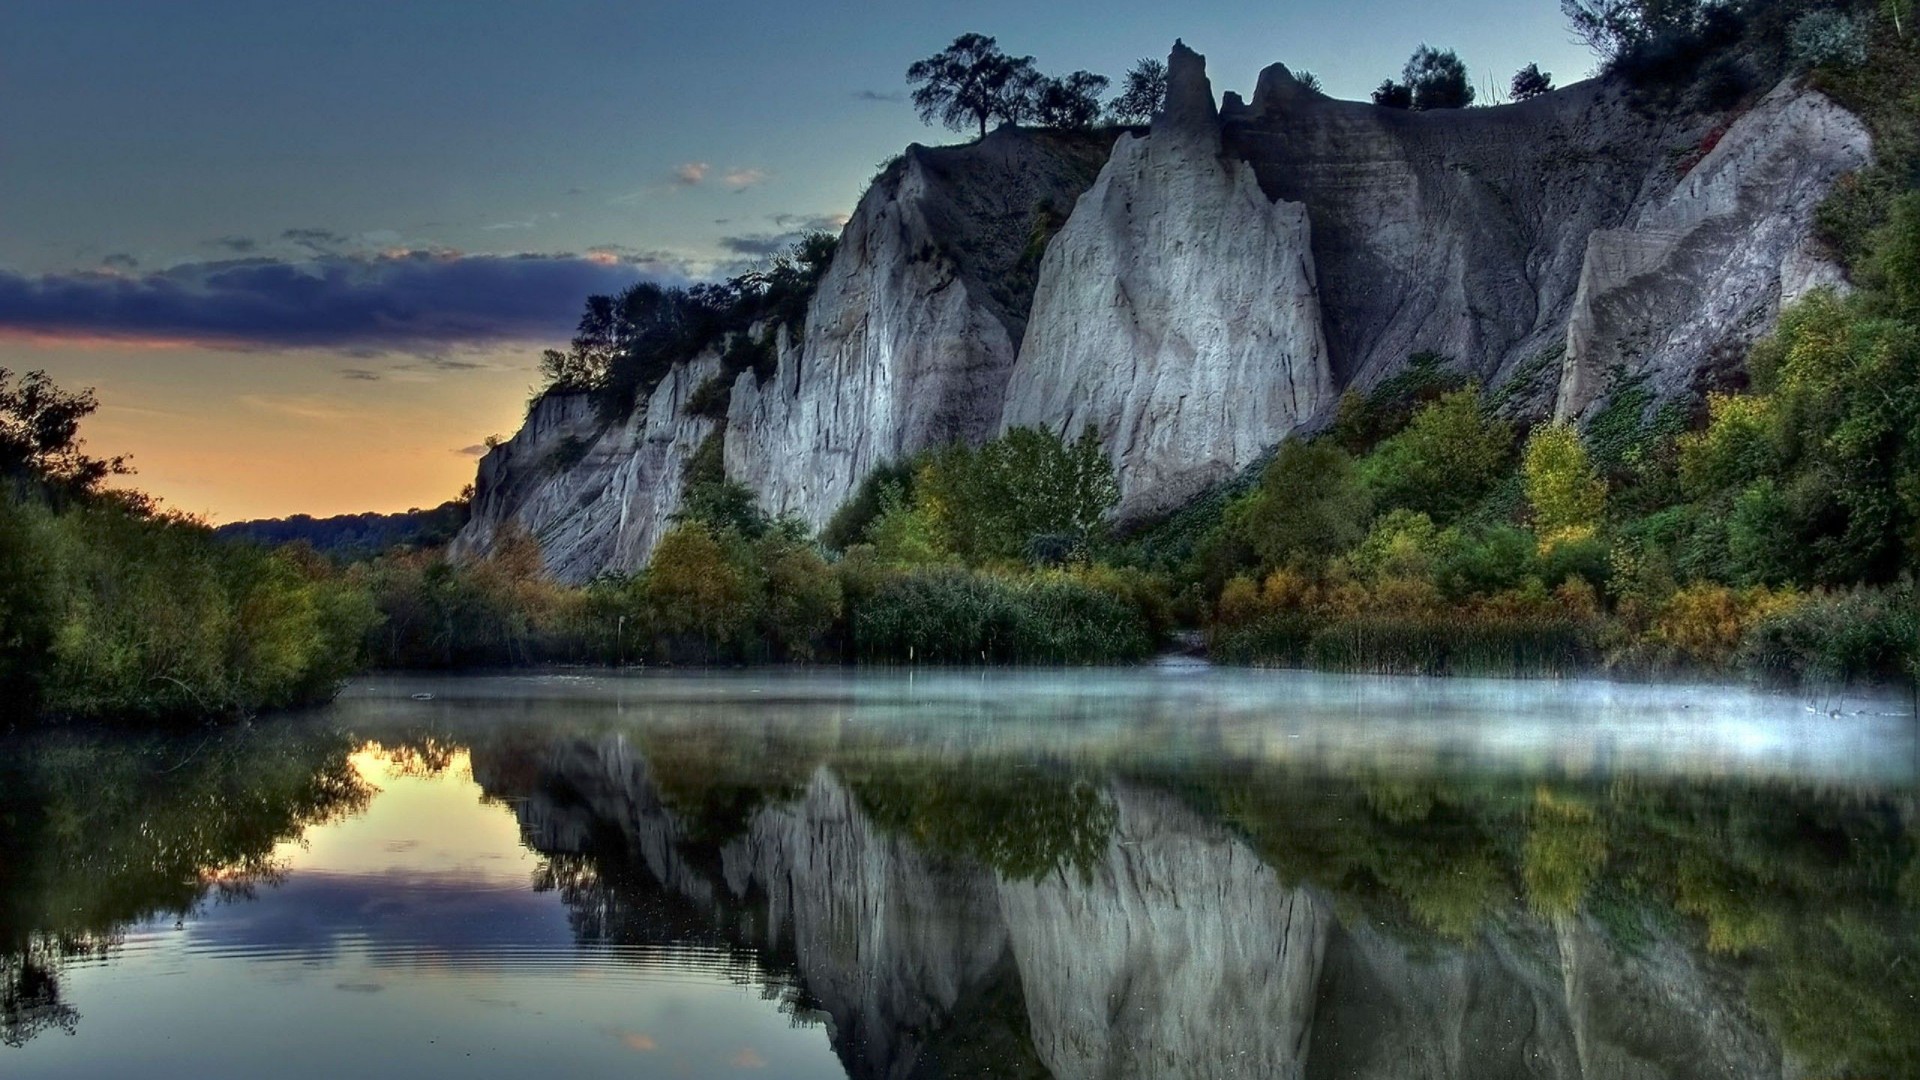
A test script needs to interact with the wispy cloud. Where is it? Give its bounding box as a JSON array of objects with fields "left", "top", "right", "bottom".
[
  {"left": 455, "top": 443, "right": 489, "bottom": 456},
  {"left": 0, "top": 250, "right": 690, "bottom": 353},
  {"left": 852, "top": 89, "right": 906, "bottom": 103},
  {"left": 239, "top": 393, "right": 358, "bottom": 423},
  {"left": 673, "top": 161, "right": 711, "bottom": 186},
  {"left": 722, "top": 167, "right": 768, "bottom": 192}
]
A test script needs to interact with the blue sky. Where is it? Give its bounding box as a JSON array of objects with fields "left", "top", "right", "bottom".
[{"left": 0, "top": 0, "right": 1596, "bottom": 519}]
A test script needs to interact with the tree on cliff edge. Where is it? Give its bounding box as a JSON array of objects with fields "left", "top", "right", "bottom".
[
  {"left": 1106, "top": 58, "right": 1168, "bottom": 125},
  {"left": 907, "top": 33, "right": 1040, "bottom": 138}
]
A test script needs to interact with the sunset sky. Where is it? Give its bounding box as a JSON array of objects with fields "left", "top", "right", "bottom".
[{"left": 1, "top": 0, "right": 1591, "bottom": 522}]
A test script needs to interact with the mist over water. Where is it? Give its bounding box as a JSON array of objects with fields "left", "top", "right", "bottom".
[{"left": 3, "top": 669, "right": 1915, "bottom": 1078}]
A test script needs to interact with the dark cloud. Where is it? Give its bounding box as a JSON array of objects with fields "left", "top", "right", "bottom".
[
  {"left": 213, "top": 236, "right": 259, "bottom": 254},
  {"left": 852, "top": 89, "right": 906, "bottom": 103},
  {"left": 101, "top": 253, "right": 140, "bottom": 270},
  {"left": 339, "top": 368, "right": 383, "bottom": 381},
  {"left": 717, "top": 233, "right": 791, "bottom": 258},
  {"left": 0, "top": 250, "right": 687, "bottom": 352},
  {"left": 456, "top": 444, "right": 489, "bottom": 456},
  {"left": 281, "top": 227, "right": 348, "bottom": 252}
]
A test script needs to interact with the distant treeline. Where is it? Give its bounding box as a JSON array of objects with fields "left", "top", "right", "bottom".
[{"left": 215, "top": 500, "right": 471, "bottom": 561}]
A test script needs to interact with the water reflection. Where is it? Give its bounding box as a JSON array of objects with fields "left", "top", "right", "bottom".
[{"left": 2, "top": 670, "right": 1915, "bottom": 1078}]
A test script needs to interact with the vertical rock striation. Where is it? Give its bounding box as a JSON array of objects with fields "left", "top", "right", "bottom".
[
  {"left": 1003, "top": 44, "right": 1335, "bottom": 519},
  {"left": 456, "top": 43, "right": 1872, "bottom": 572},
  {"left": 727, "top": 129, "right": 1112, "bottom": 529},
  {"left": 451, "top": 351, "right": 720, "bottom": 583},
  {"left": 1555, "top": 82, "right": 1871, "bottom": 419}
]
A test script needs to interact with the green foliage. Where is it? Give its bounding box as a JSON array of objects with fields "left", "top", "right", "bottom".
[
  {"left": 1330, "top": 351, "right": 1467, "bottom": 453},
  {"left": 1789, "top": 9, "right": 1869, "bottom": 68},
  {"left": 1523, "top": 421, "right": 1607, "bottom": 539},
  {"left": 1361, "top": 388, "right": 1515, "bottom": 522},
  {"left": 918, "top": 426, "right": 1118, "bottom": 563},
  {"left": 644, "top": 522, "right": 762, "bottom": 656},
  {"left": 851, "top": 761, "right": 1114, "bottom": 882},
  {"left": 1737, "top": 580, "right": 1918, "bottom": 683},
  {"left": 1241, "top": 440, "right": 1373, "bottom": 570},
  {"left": 852, "top": 568, "right": 1154, "bottom": 664},
  {"left": 537, "top": 233, "right": 836, "bottom": 419},
  {"left": 1510, "top": 62, "right": 1556, "bottom": 99},
  {"left": 28, "top": 502, "right": 375, "bottom": 719},
  {"left": 821, "top": 459, "right": 918, "bottom": 551},
  {"left": 1401, "top": 44, "right": 1476, "bottom": 109}
]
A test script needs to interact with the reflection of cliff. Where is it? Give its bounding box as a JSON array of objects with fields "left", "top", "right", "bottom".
[{"left": 484, "top": 734, "right": 1817, "bottom": 1080}]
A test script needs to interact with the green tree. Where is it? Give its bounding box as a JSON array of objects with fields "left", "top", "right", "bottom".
[
  {"left": 1363, "top": 389, "right": 1513, "bottom": 522},
  {"left": 1372, "top": 80, "right": 1414, "bottom": 108},
  {"left": 1523, "top": 422, "right": 1606, "bottom": 541},
  {"left": 1243, "top": 439, "right": 1373, "bottom": 569},
  {"left": 906, "top": 33, "right": 1040, "bottom": 139},
  {"left": 1106, "top": 58, "right": 1168, "bottom": 125},
  {"left": 644, "top": 522, "right": 760, "bottom": 653}
]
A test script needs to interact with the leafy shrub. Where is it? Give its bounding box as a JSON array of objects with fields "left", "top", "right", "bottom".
[
  {"left": 852, "top": 567, "right": 1153, "bottom": 663},
  {"left": 1738, "top": 582, "right": 1918, "bottom": 684},
  {"left": 1789, "top": 10, "right": 1869, "bottom": 70}
]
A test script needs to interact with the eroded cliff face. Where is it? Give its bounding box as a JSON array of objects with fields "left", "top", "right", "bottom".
[
  {"left": 727, "top": 129, "right": 1112, "bottom": 529},
  {"left": 1555, "top": 81, "right": 1871, "bottom": 418},
  {"left": 451, "top": 350, "right": 720, "bottom": 583},
  {"left": 459, "top": 42, "right": 1870, "bottom": 574},
  {"left": 498, "top": 735, "right": 1794, "bottom": 1080},
  {"left": 1003, "top": 45, "right": 1334, "bottom": 519}
]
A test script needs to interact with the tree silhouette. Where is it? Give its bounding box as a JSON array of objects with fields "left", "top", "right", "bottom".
[
  {"left": 1510, "top": 62, "right": 1555, "bottom": 100},
  {"left": 1403, "top": 45, "right": 1475, "bottom": 110},
  {"left": 1372, "top": 80, "right": 1413, "bottom": 109},
  {"left": 906, "top": 33, "right": 1040, "bottom": 139},
  {"left": 1106, "top": 58, "right": 1168, "bottom": 125},
  {"left": 1033, "top": 70, "right": 1110, "bottom": 129}
]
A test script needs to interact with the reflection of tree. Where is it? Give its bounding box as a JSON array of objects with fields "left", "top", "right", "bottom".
[
  {"left": 2, "top": 948, "right": 78, "bottom": 1048},
  {"left": 1204, "top": 762, "right": 1920, "bottom": 1075},
  {"left": 0, "top": 724, "right": 371, "bottom": 1046},
  {"left": 848, "top": 760, "right": 1114, "bottom": 883}
]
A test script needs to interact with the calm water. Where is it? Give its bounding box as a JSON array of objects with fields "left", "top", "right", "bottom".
[{"left": 3, "top": 669, "right": 1916, "bottom": 1079}]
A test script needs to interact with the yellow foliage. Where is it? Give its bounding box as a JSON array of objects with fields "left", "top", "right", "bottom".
[{"left": 1650, "top": 583, "right": 1803, "bottom": 666}]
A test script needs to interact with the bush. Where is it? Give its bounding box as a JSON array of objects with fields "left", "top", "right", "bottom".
[
  {"left": 852, "top": 567, "right": 1153, "bottom": 664},
  {"left": 1789, "top": 10, "right": 1869, "bottom": 70},
  {"left": 1361, "top": 389, "right": 1514, "bottom": 522},
  {"left": 1738, "top": 582, "right": 1918, "bottom": 684},
  {"left": 1241, "top": 440, "right": 1372, "bottom": 570}
]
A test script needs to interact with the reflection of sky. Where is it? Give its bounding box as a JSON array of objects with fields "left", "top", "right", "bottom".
[{"left": 8, "top": 751, "right": 844, "bottom": 1080}]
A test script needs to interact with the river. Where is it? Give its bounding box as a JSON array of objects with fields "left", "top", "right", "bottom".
[{"left": 2, "top": 669, "right": 1915, "bottom": 1078}]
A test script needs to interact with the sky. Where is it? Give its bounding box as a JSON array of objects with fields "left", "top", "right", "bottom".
[{"left": 0, "top": 0, "right": 1596, "bottom": 522}]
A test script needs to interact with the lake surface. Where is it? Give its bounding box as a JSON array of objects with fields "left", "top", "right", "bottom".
[{"left": 3, "top": 669, "right": 1915, "bottom": 1078}]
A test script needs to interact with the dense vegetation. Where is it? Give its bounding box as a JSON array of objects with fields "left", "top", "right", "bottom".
[{"left": 0, "top": 371, "right": 375, "bottom": 722}]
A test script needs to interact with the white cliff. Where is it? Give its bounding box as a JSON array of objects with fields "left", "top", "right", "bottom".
[
  {"left": 1003, "top": 44, "right": 1335, "bottom": 519},
  {"left": 451, "top": 350, "right": 720, "bottom": 583},
  {"left": 1556, "top": 82, "right": 1872, "bottom": 418},
  {"left": 457, "top": 44, "right": 1872, "bottom": 573},
  {"left": 727, "top": 129, "right": 1112, "bottom": 530}
]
